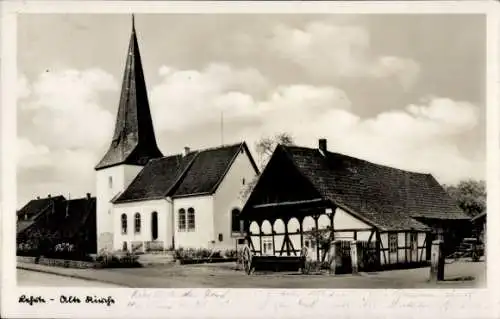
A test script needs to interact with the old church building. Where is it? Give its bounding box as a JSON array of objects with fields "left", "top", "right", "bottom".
[{"left": 94, "top": 18, "right": 259, "bottom": 253}]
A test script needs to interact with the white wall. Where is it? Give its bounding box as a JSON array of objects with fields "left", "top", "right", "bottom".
[
  {"left": 173, "top": 195, "right": 215, "bottom": 249},
  {"left": 213, "top": 147, "right": 258, "bottom": 249},
  {"left": 112, "top": 199, "right": 170, "bottom": 252},
  {"left": 334, "top": 207, "right": 372, "bottom": 230},
  {"left": 380, "top": 231, "right": 427, "bottom": 265},
  {"left": 96, "top": 164, "right": 143, "bottom": 252}
]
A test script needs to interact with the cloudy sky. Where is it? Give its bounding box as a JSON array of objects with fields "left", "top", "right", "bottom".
[{"left": 17, "top": 14, "right": 486, "bottom": 207}]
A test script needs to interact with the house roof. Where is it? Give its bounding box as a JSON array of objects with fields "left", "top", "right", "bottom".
[
  {"left": 16, "top": 196, "right": 66, "bottom": 234},
  {"left": 283, "top": 145, "right": 469, "bottom": 230},
  {"left": 95, "top": 17, "right": 163, "bottom": 170},
  {"left": 114, "top": 142, "right": 259, "bottom": 203},
  {"left": 17, "top": 195, "right": 96, "bottom": 242},
  {"left": 242, "top": 144, "right": 469, "bottom": 232},
  {"left": 471, "top": 211, "right": 486, "bottom": 222}
]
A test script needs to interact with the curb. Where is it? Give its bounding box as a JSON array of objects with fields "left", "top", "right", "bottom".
[{"left": 17, "top": 265, "right": 131, "bottom": 287}]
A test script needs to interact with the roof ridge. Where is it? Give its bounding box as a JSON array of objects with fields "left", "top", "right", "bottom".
[{"left": 282, "top": 144, "right": 431, "bottom": 177}]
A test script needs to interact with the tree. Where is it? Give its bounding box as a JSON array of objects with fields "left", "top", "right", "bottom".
[
  {"left": 443, "top": 179, "right": 486, "bottom": 218},
  {"left": 255, "top": 132, "right": 294, "bottom": 161},
  {"left": 239, "top": 132, "right": 295, "bottom": 201}
]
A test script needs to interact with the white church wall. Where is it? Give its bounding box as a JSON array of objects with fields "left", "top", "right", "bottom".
[
  {"left": 213, "top": 146, "right": 259, "bottom": 250},
  {"left": 112, "top": 199, "right": 170, "bottom": 252},
  {"left": 96, "top": 164, "right": 143, "bottom": 252},
  {"left": 173, "top": 195, "right": 215, "bottom": 249}
]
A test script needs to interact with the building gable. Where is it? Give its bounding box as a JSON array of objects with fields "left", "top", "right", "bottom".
[{"left": 241, "top": 145, "right": 324, "bottom": 220}]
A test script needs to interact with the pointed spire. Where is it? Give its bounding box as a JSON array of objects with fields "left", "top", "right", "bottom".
[{"left": 95, "top": 15, "right": 163, "bottom": 170}]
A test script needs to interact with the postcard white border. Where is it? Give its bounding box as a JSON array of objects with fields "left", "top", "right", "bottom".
[{"left": 2, "top": 1, "right": 499, "bottom": 318}]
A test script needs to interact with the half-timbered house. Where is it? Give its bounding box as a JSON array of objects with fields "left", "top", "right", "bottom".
[{"left": 240, "top": 139, "right": 471, "bottom": 269}]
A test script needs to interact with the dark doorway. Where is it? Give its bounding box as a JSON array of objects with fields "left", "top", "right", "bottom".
[{"left": 151, "top": 212, "right": 158, "bottom": 240}]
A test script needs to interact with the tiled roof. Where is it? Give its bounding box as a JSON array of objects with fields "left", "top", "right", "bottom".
[
  {"left": 280, "top": 145, "right": 469, "bottom": 231},
  {"left": 16, "top": 196, "right": 66, "bottom": 234},
  {"left": 95, "top": 19, "right": 163, "bottom": 170},
  {"left": 17, "top": 195, "right": 97, "bottom": 249},
  {"left": 243, "top": 144, "right": 469, "bottom": 231},
  {"left": 114, "top": 142, "right": 259, "bottom": 203}
]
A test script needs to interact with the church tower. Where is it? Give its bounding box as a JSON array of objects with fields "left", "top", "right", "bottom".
[{"left": 95, "top": 16, "right": 163, "bottom": 252}]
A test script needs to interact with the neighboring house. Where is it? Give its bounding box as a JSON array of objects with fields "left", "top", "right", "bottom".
[
  {"left": 240, "top": 139, "right": 471, "bottom": 267},
  {"left": 94, "top": 19, "right": 259, "bottom": 253},
  {"left": 16, "top": 194, "right": 97, "bottom": 254}
]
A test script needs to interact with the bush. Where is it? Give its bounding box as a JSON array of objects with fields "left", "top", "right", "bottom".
[
  {"left": 174, "top": 248, "right": 238, "bottom": 261},
  {"left": 95, "top": 252, "right": 142, "bottom": 268}
]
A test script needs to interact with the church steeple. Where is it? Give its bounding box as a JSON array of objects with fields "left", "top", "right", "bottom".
[{"left": 95, "top": 15, "right": 163, "bottom": 170}]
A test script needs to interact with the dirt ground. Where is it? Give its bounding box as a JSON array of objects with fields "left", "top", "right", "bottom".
[{"left": 18, "top": 260, "right": 485, "bottom": 289}]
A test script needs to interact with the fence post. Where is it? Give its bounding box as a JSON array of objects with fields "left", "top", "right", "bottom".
[
  {"left": 350, "top": 240, "right": 359, "bottom": 274},
  {"left": 429, "top": 239, "right": 445, "bottom": 282},
  {"left": 328, "top": 240, "right": 341, "bottom": 275}
]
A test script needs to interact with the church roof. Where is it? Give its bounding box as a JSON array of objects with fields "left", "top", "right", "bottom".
[
  {"left": 241, "top": 144, "right": 469, "bottom": 231},
  {"left": 114, "top": 142, "right": 259, "bottom": 203},
  {"left": 95, "top": 16, "right": 163, "bottom": 170}
]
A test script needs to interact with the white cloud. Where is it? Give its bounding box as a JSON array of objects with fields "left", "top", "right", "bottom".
[
  {"left": 17, "top": 138, "right": 51, "bottom": 169},
  {"left": 149, "top": 62, "right": 481, "bottom": 184},
  {"left": 20, "top": 68, "right": 118, "bottom": 150},
  {"left": 150, "top": 63, "right": 268, "bottom": 131},
  {"left": 269, "top": 22, "right": 420, "bottom": 89}
]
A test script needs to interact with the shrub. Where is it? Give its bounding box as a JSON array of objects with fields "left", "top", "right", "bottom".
[
  {"left": 174, "top": 248, "right": 238, "bottom": 261},
  {"left": 95, "top": 252, "right": 142, "bottom": 268}
]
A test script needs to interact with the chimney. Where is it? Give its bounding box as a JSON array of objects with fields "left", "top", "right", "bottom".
[
  {"left": 318, "top": 138, "right": 327, "bottom": 154},
  {"left": 86, "top": 193, "right": 91, "bottom": 200},
  {"left": 36, "top": 196, "right": 40, "bottom": 200},
  {"left": 183, "top": 147, "right": 191, "bottom": 156},
  {"left": 47, "top": 194, "right": 51, "bottom": 198}
]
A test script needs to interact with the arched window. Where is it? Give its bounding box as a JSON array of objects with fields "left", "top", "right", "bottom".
[
  {"left": 121, "top": 214, "right": 127, "bottom": 234},
  {"left": 151, "top": 212, "right": 158, "bottom": 240},
  {"left": 178, "top": 209, "right": 186, "bottom": 231},
  {"left": 187, "top": 208, "right": 195, "bottom": 231},
  {"left": 134, "top": 213, "right": 141, "bottom": 233},
  {"left": 231, "top": 208, "right": 241, "bottom": 233}
]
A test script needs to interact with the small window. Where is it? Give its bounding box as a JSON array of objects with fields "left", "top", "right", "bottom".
[
  {"left": 108, "top": 176, "right": 113, "bottom": 188},
  {"left": 242, "top": 178, "right": 246, "bottom": 185},
  {"left": 231, "top": 208, "right": 241, "bottom": 233},
  {"left": 218, "top": 233, "right": 223, "bottom": 242},
  {"left": 178, "top": 209, "right": 186, "bottom": 231},
  {"left": 389, "top": 233, "right": 398, "bottom": 253},
  {"left": 121, "top": 214, "right": 127, "bottom": 234},
  {"left": 187, "top": 208, "right": 195, "bottom": 231},
  {"left": 134, "top": 213, "right": 141, "bottom": 233},
  {"left": 237, "top": 238, "right": 245, "bottom": 245},
  {"left": 122, "top": 241, "right": 128, "bottom": 251}
]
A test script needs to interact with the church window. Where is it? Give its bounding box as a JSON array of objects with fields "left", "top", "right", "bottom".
[
  {"left": 231, "top": 208, "right": 241, "bottom": 233},
  {"left": 121, "top": 214, "right": 127, "bottom": 234},
  {"left": 151, "top": 212, "right": 158, "bottom": 240},
  {"left": 134, "top": 213, "right": 141, "bottom": 233},
  {"left": 178, "top": 209, "right": 186, "bottom": 231},
  {"left": 108, "top": 176, "right": 113, "bottom": 189},
  {"left": 187, "top": 208, "right": 195, "bottom": 231}
]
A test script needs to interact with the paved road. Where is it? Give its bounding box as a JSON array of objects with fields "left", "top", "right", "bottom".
[{"left": 17, "top": 269, "right": 123, "bottom": 287}]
